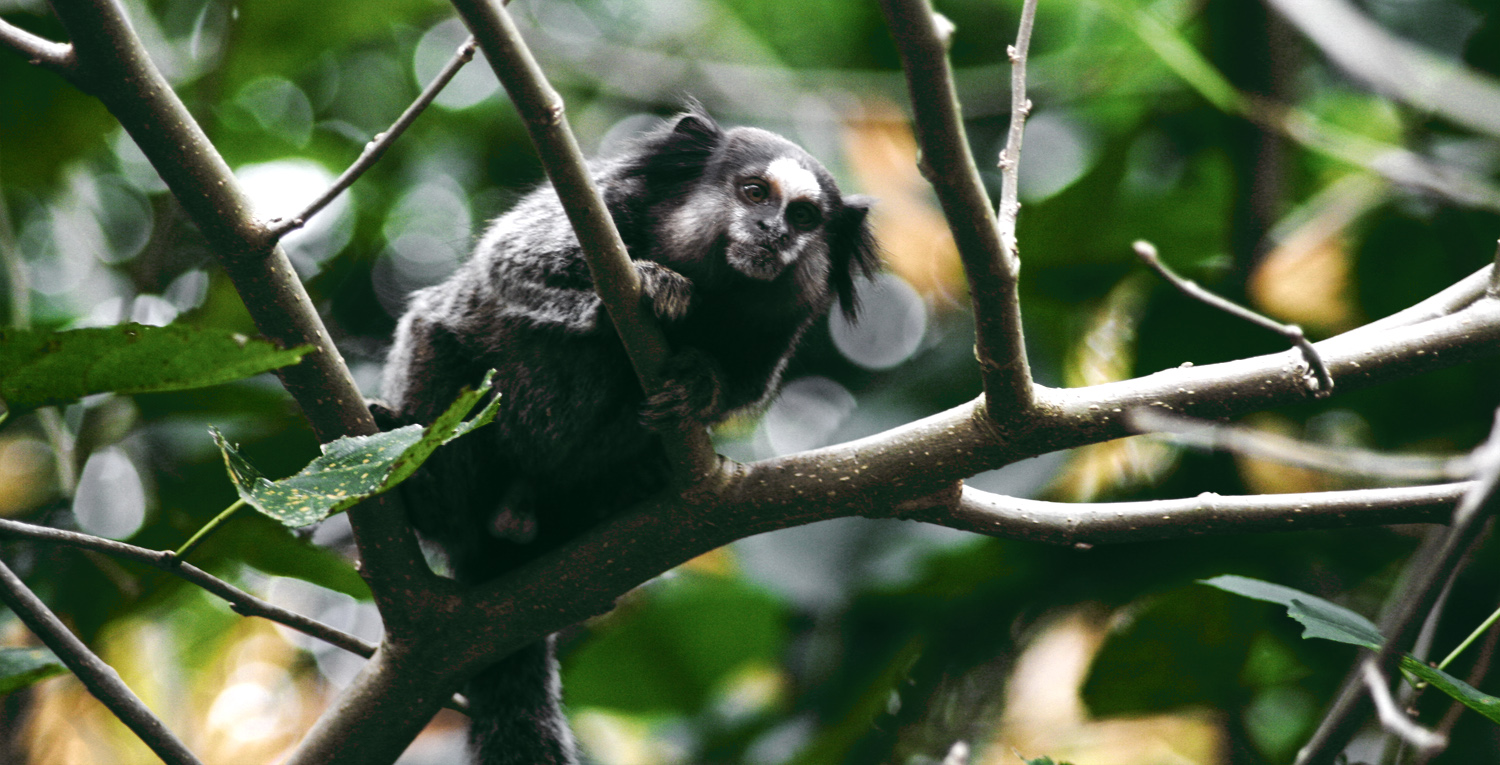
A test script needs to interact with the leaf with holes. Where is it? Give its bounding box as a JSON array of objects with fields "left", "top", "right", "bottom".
[
  {"left": 0, "top": 323, "right": 311, "bottom": 421},
  {"left": 213, "top": 371, "right": 501, "bottom": 527}
]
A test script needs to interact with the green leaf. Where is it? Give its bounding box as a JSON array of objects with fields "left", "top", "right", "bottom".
[
  {"left": 1201, "top": 575, "right": 1383, "bottom": 649},
  {"left": 1023, "top": 757, "right": 1075, "bottom": 765},
  {"left": 0, "top": 324, "right": 311, "bottom": 417},
  {"left": 213, "top": 371, "right": 501, "bottom": 527},
  {"left": 1286, "top": 598, "right": 1385, "bottom": 650},
  {"left": 0, "top": 646, "right": 68, "bottom": 695},
  {"left": 1400, "top": 656, "right": 1500, "bottom": 724},
  {"left": 1204, "top": 575, "right": 1500, "bottom": 724}
]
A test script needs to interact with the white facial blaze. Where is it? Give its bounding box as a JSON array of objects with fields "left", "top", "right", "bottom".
[{"left": 765, "top": 157, "right": 822, "bottom": 205}]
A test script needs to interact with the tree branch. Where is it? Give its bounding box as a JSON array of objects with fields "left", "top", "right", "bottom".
[
  {"left": 995, "top": 0, "right": 1037, "bottom": 265},
  {"left": 447, "top": 0, "right": 716, "bottom": 483},
  {"left": 878, "top": 0, "right": 1035, "bottom": 419},
  {"left": 0, "top": 557, "right": 203, "bottom": 765},
  {"left": 0, "top": 518, "right": 375, "bottom": 658},
  {"left": 926, "top": 483, "right": 1467, "bottom": 546},
  {"left": 43, "top": 0, "right": 439, "bottom": 616},
  {"left": 264, "top": 37, "right": 478, "bottom": 242},
  {"left": 0, "top": 16, "right": 78, "bottom": 82},
  {"left": 1135, "top": 240, "right": 1333, "bottom": 395},
  {"left": 1360, "top": 660, "right": 1445, "bottom": 754},
  {"left": 455, "top": 294, "right": 1500, "bottom": 651}
]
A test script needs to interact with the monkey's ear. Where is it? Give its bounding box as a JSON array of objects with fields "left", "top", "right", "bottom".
[
  {"left": 830, "top": 195, "right": 880, "bottom": 320},
  {"left": 670, "top": 110, "right": 719, "bottom": 141},
  {"left": 635, "top": 109, "right": 724, "bottom": 185}
]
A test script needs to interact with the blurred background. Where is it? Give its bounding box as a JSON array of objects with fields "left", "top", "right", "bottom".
[{"left": 3, "top": 0, "right": 1500, "bottom": 762}]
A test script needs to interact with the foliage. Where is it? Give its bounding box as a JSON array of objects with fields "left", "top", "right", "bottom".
[
  {"left": 0, "top": 323, "right": 310, "bottom": 421},
  {"left": 1, "top": 0, "right": 1499, "bottom": 763},
  {"left": 1205, "top": 575, "right": 1500, "bottom": 724},
  {"left": 213, "top": 370, "right": 500, "bottom": 527}
]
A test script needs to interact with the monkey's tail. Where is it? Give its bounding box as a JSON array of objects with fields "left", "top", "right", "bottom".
[{"left": 466, "top": 635, "right": 580, "bottom": 765}]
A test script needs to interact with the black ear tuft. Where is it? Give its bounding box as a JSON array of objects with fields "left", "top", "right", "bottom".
[
  {"left": 629, "top": 107, "right": 724, "bottom": 187},
  {"left": 829, "top": 195, "right": 880, "bottom": 320}
]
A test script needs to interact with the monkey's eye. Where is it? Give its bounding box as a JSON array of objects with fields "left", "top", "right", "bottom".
[
  {"left": 786, "top": 202, "right": 822, "bottom": 230},
  {"left": 740, "top": 180, "right": 770, "bottom": 204}
]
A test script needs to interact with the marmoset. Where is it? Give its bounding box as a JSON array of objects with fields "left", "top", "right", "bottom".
[{"left": 377, "top": 108, "right": 878, "bottom": 765}]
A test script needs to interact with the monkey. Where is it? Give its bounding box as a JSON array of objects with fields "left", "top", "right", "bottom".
[{"left": 375, "top": 107, "right": 878, "bottom": 765}]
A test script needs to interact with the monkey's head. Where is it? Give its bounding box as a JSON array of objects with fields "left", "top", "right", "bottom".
[{"left": 636, "top": 110, "right": 879, "bottom": 318}]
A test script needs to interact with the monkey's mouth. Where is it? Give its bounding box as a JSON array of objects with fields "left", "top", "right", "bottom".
[{"left": 727, "top": 243, "right": 788, "bottom": 281}]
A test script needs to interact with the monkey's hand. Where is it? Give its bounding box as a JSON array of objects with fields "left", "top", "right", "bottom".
[
  {"left": 640, "top": 348, "right": 723, "bottom": 429},
  {"left": 636, "top": 261, "right": 693, "bottom": 321}
]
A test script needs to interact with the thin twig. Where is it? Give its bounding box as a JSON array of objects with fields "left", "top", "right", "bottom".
[
  {"left": 878, "top": 0, "right": 1035, "bottom": 416},
  {"left": 1437, "top": 602, "right": 1500, "bottom": 672},
  {"left": 173, "top": 498, "right": 246, "bottom": 561},
  {"left": 0, "top": 17, "right": 77, "bottom": 79},
  {"left": 1127, "top": 408, "right": 1471, "bottom": 483},
  {"left": 1297, "top": 409, "right": 1500, "bottom": 764},
  {"left": 995, "top": 0, "right": 1037, "bottom": 267},
  {"left": 0, "top": 517, "right": 375, "bottom": 658},
  {"left": 1360, "top": 660, "right": 1446, "bottom": 754},
  {"left": 264, "top": 37, "right": 478, "bottom": 242},
  {"left": 1134, "top": 240, "right": 1334, "bottom": 396},
  {"left": 0, "top": 557, "right": 203, "bottom": 765},
  {"left": 0, "top": 514, "right": 472, "bottom": 715}
]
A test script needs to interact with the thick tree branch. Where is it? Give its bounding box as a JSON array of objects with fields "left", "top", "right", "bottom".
[
  {"left": 0, "top": 558, "right": 202, "bottom": 765},
  {"left": 878, "top": 0, "right": 1034, "bottom": 419},
  {"left": 0, "top": 17, "right": 78, "bottom": 82},
  {"left": 42, "top": 0, "right": 439, "bottom": 616},
  {"left": 449, "top": 297, "right": 1500, "bottom": 677},
  {"left": 448, "top": 0, "right": 716, "bottom": 483},
  {"left": 265, "top": 37, "right": 478, "bottom": 242}
]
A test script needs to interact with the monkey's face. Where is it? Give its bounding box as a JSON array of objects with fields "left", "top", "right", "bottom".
[
  {"left": 660, "top": 128, "right": 842, "bottom": 284},
  {"left": 720, "top": 153, "right": 834, "bottom": 282}
]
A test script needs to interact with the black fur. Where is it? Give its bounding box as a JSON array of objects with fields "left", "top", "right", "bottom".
[{"left": 378, "top": 108, "right": 878, "bottom": 765}]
